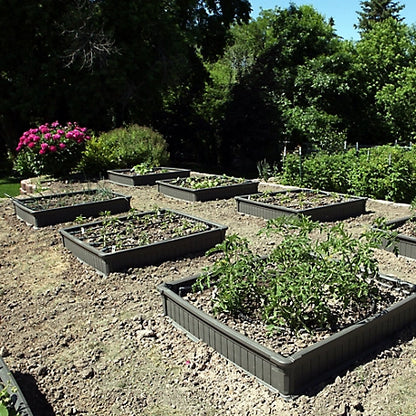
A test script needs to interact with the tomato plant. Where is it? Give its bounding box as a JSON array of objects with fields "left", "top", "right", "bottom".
[{"left": 194, "top": 215, "right": 388, "bottom": 333}]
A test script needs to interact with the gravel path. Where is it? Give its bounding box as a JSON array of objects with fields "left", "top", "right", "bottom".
[{"left": 1, "top": 176, "right": 416, "bottom": 416}]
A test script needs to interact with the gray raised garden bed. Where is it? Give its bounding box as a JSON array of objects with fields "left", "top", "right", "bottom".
[
  {"left": 107, "top": 167, "right": 191, "bottom": 186},
  {"left": 157, "top": 176, "right": 259, "bottom": 202},
  {"left": 158, "top": 274, "right": 416, "bottom": 397},
  {"left": 376, "top": 216, "right": 416, "bottom": 260},
  {"left": 0, "top": 356, "right": 34, "bottom": 416},
  {"left": 236, "top": 189, "right": 367, "bottom": 222},
  {"left": 11, "top": 189, "right": 131, "bottom": 227},
  {"left": 59, "top": 209, "right": 227, "bottom": 275}
]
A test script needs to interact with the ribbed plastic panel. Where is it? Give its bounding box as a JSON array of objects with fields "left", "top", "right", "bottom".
[
  {"left": 236, "top": 190, "right": 367, "bottom": 222},
  {"left": 159, "top": 274, "right": 416, "bottom": 396},
  {"left": 378, "top": 216, "right": 416, "bottom": 260},
  {"left": 107, "top": 167, "right": 191, "bottom": 186},
  {"left": 12, "top": 190, "right": 131, "bottom": 227},
  {"left": 60, "top": 209, "right": 227, "bottom": 275},
  {"left": 0, "top": 357, "right": 34, "bottom": 416},
  {"left": 157, "top": 180, "right": 259, "bottom": 202}
]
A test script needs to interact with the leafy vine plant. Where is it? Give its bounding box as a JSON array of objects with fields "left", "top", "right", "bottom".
[
  {"left": 194, "top": 215, "right": 390, "bottom": 334},
  {"left": 0, "top": 383, "right": 19, "bottom": 416}
]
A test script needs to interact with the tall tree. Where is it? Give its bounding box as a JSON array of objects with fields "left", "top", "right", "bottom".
[
  {"left": 356, "top": 0, "right": 405, "bottom": 33},
  {"left": 0, "top": 0, "right": 250, "bottom": 162},
  {"left": 196, "top": 5, "right": 343, "bottom": 173},
  {"left": 352, "top": 17, "right": 415, "bottom": 144}
]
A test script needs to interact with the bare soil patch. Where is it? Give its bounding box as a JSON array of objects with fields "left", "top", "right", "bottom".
[
  {"left": 1, "top": 177, "right": 416, "bottom": 416},
  {"left": 395, "top": 218, "right": 416, "bottom": 238}
]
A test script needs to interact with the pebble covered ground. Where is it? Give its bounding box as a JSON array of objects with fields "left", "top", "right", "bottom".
[{"left": 1, "top": 176, "right": 416, "bottom": 416}]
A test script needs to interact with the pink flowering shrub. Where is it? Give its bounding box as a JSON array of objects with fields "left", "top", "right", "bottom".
[{"left": 13, "top": 121, "right": 91, "bottom": 177}]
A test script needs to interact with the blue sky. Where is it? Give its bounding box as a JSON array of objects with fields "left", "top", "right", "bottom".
[{"left": 249, "top": 0, "right": 416, "bottom": 40}]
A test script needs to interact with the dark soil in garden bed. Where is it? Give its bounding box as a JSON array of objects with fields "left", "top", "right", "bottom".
[
  {"left": 70, "top": 209, "right": 212, "bottom": 252},
  {"left": 249, "top": 189, "right": 355, "bottom": 210},
  {"left": 18, "top": 188, "right": 123, "bottom": 211},
  {"left": 1, "top": 177, "right": 416, "bottom": 416}
]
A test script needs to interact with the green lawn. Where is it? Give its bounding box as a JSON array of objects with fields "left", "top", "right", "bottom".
[{"left": 0, "top": 176, "right": 21, "bottom": 197}]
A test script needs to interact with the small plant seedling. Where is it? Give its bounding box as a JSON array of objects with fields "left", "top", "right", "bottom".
[{"left": 0, "top": 384, "right": 19, "bottom": 416}]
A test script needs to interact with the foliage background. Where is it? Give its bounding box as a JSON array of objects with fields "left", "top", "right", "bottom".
[{"left": 1, "top": 0, "right": 415, "bottom": 177}]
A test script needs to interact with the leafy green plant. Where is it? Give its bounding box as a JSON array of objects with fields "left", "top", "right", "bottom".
[
  {"left": 348, "top": 145, "right": 416, "bottom": 202},
  {"left": 131, "top": 162, "right": 153, "bottom": 175},
  {"left": 78, "top": 124, "right": 169, "bottom": 176},
  {"left": 193, "top": 234, "right": 264, "bottom": 315},
  {"left": 130, "top": 162, "right": 169, "bottom": 175},
  {"left": 280, "top": 145, "right": 416, "bottom": 203},
  {"left": 0, "top": 384, "right": 19, "bottom": 416},
  {"left": 194, "top": 215, "right": 386, "bottom": 333},
  {"left": 256, "top": 159, "right": 278, "bottom": 181},
  {"left": 172, "top": 175, "right": 244, "bottom": 189}
]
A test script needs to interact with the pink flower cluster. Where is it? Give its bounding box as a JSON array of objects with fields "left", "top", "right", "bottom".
[{"left": 16, "top": 121, "right": 90, "bottom": 155}]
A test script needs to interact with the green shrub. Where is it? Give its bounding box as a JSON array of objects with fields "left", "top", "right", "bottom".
[
  {"left": 349, "top": 146, "right": 416, "bottom": 202},
  {"left": 280, "top": 145, "right": 416, "bottom": 203},
  {"left": 78, "top": 124, "right": 169, "bottom": 176},
  {"left": 281, "top": 151, "right": 355, "bottom": 193}
]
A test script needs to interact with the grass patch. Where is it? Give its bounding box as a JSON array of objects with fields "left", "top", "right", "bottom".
[{"left": 0, "top": 175, "right": 21, "bottom": 197}]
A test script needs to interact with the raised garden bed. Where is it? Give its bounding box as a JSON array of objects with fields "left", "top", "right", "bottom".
[
  {"left": 157, "top": 175, "right": 259, "bottom": 202},
  {"left": 236, "top": 189, "right": 367, "bottom": 221},
  {"left": 376, "top": 216, "right": 416, "bottom": 260},
  {"left": 158, "top": 273, "right": 416, "bottom": 397},
  {"left": 59, "top": 209, "right": 227, "bottom": 275},
  {"left": 107, "top": 167, "right": 191, "bottom": 186},
  {"left": 0, "top": 356, "right": 34, "bottom": 416},
  {"left": 11, "top": 189, "right": 131, "bottom": 227},
  {"left": 159, "top": 217, "right": 416, "bottom": 396}
]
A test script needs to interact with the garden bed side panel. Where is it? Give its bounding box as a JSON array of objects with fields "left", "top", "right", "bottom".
[
  {"left": 377, "top": 217, "right": 416, "bottom": 260},
  {"left": 12, "top": 191, "right": 132, "bottom": 227},
  {"left": 156, "top": 180, "right": 259, "bottom": 202},
  {"left": 235, "top": 193, "right": 367, "bottom": 222},
  {"left": 0, "top": 356, "right": 34, "bottom": 416},
  {"left": 158, "top": 275, "right": 416, "bottom": 397},
  {"left": 59, "top": 212, "right": 227, "bottom": 275},
  {"left": 107, "top": 167, "right": 191, "bottom": 186}
]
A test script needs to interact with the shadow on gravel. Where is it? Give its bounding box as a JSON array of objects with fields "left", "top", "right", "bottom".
[{"left": 14, "top": 372, "right": 55, "bottom": 416}]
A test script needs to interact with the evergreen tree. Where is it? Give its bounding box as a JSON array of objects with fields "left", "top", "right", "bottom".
[{"left": 356, "top": 0, "right": 405, "bottom": 32}]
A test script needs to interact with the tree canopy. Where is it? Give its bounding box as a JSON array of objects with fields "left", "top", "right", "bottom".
[
  {"left": 0, "top": 0, "right": 250, "bottom": 158},
  {"left": 2, "top": 1, "right": 416, "bottom": 176}
]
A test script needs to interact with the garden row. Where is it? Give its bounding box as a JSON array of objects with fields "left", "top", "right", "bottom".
[{"left": 3, "top": 166, "right": 416, "bottom": 415}]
